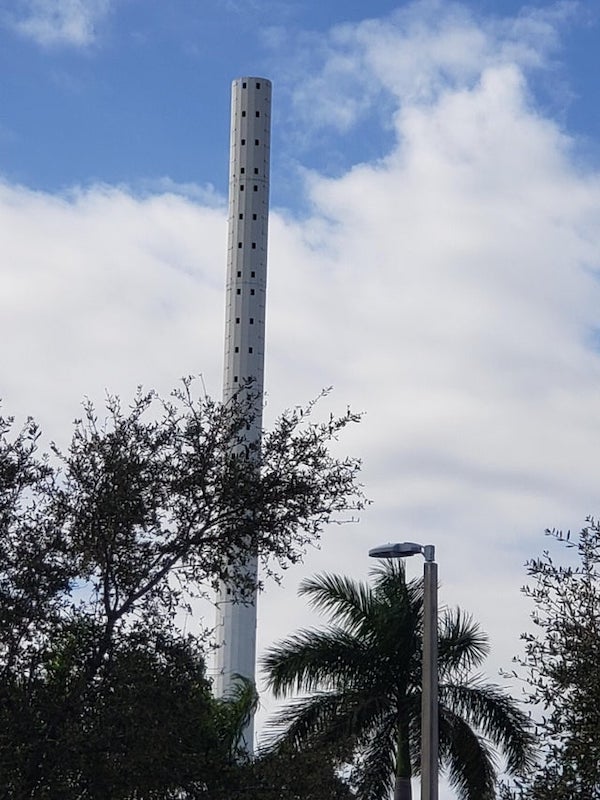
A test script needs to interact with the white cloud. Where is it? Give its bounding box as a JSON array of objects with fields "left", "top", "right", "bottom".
[
  {"left": 0, "top": 181, "right": 227, "bottom": 429},
  {"left": 255, "top": 1, "right": 600, "bottom": 774},
  {"left": 10, "top": 0, "right": 112, "bottom": 47},
  {"left": 285, "top": 0, "right": 577, "bottom": 134}
]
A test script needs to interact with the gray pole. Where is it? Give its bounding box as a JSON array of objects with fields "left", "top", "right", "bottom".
[
  {"left": 367, "top": 541, "right": 439, "bottom": 799},
  {"left": 421, "top": 551, "right": 438, "bottom": 800}
]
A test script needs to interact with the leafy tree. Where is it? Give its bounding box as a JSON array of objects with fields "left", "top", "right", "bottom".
[
  {"left": 52, "top": 381, "right": 364, "bottom": 625},
  {"left": 0, "top": 414, "right": 71, "bottom": 682},
  {"left": 178, "top": 675, "right": 355, "bottom": 800},
  {"left": 0, "top": 623, "right": 221, "bottom": 799},
  {"left": 0, "top": 380, "right": 365, "bottom": 797},
  {"left": 501, "top": 521, "right": 600, "bottom": 800},
  {"left": 207, "top": 748, "right": 355, "bottom": 800},
  {"left": 262, "top": 560, "right": 535, "bottom": 800}
]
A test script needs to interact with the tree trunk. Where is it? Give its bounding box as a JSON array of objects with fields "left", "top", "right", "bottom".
[
  {"left": 394, "top": 775, "right": 412, "bottom": 800},
  {"left": 395, "top": 712, "right": 412, "bottom": 800}
]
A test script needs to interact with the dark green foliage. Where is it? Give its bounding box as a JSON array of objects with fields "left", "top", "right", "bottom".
[
  {"left": 501, "top": 522, "right": 600, "bottom": 800},
  {"left": 0, "top": 381, "right": 365, "bottom": 798},
  {"left": 0, "top": 415, "right": 71, "bottom": 681},
  {"left": 0, "top": 625, "right": 220, "bottom": 799},
  {"left": 205, "top": 748, "right": 355, "bottom": 800},
  {"left": 262, "top": 561, "right": 535, "bottom": 800},
  {"left": 52, "top": 381, "right": 365, "bottom": 620},
  {"left": 213, "top": 674, "right": 261, "bottom": 762}
]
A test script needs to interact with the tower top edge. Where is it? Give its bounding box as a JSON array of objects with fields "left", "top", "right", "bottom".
[{"left": 232, "top": 76, "right": 272, "bottom": 87}]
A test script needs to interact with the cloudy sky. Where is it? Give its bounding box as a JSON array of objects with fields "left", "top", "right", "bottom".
[{"left": 2, "top": 0, "right": 600, "bottom": 794}]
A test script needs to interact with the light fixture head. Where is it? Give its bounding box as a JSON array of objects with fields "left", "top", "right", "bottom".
[
  {"left": 369, "top": 542, "right": 436, "bottom": 562},
  {"left": 369, "top": 542, "right": 423, "bottom": 559}
]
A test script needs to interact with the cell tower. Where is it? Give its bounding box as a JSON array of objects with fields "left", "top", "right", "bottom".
[{"left": 214, "top": 77, "right": 272, "bottom": 750}]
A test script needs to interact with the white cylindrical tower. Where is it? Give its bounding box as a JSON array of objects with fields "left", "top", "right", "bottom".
[{"left": 215, "top": 77, "right": 272, "bottom": 749}]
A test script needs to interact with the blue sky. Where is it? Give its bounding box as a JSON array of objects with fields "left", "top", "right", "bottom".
[
  {"left": 2, "top": 1, "right": 599, "bottom": 202},
  {"left": 2, "top": 1, "right": 600, "bottom": 794}
]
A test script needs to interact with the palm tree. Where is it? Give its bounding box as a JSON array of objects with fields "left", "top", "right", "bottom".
[
  {"left": 261, "top": 560, "right": 535, "bottom": 800},
  {"left": 213, "top": 675, "right": 260, "bottom": 761}
]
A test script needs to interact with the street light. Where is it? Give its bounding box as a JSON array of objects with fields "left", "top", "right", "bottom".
[{"left": 369, "top": 542, "right": 438, "bottom": 800}]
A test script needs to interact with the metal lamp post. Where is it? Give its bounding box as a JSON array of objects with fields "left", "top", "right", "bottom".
[{"left": 368, "top": 542, "right": 438, "bottom": 800}]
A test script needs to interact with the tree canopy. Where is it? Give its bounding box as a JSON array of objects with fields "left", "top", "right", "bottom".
[
  {"left": 0, "top": 380, "right": 365, "bottom": 798},
  {"left": 502, "top": 521, "right": 600, "bottom": 800}
]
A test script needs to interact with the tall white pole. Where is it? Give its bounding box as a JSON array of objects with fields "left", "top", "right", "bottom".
[{"left": 215, "top": 77, "right": 272, "bottom": 752}]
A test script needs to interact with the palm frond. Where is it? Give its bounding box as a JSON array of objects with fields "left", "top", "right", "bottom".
[
  {"left": 439, "top": 705, "right": 497, "bottom": 800},
  {"left": 352, "top": 714, "right": 397, "bottom": 800},
  {"left": 369, "top": 556, "right": 407, "bottom": 582},
  {"left": 438, "top": 608, "right": 489, "bottom": 675},
  {"left": 262, "top": 626, "right": 374, "bottom": 697},
  {"left": 367, "top": 561, "right": 425, "bottom": 681},
  {"left": 263, "top": 688, "right": 389, "bottom": 755},
  {"left": 440, "top": 680, "right": 537, "bottom": 774},
  {"left": 299, "top": 572, "right": 375, "bottom": 635},
  {"left": 263, "top": 692, "right": 350, "bottom": 751},
  {"left": 216, "top": 674, "right": 259, "bottom": 756},
  {"left": 370, "top": 559, "right": 423, "bottom": 611}
]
